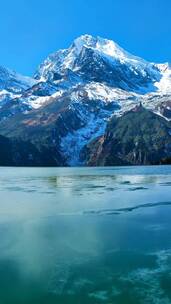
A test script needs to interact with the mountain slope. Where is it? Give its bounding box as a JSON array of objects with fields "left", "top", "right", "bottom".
[{"left": 83, "top": 105, "right": 171, "bottom": 166}]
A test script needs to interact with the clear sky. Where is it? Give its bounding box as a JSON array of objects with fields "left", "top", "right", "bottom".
[{"left": 1, "top": 0, "right": 170, "bottom": 75}]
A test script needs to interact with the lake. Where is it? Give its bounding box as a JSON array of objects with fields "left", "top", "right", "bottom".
[{"left": 0, "top": 166, "right": 171, "bottom": 304}]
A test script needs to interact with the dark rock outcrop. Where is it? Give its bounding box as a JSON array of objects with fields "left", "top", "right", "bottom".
[{"left": 83, "top": 106, "right": 171, "bottom": 166}]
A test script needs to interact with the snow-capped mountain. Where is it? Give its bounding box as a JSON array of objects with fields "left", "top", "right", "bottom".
[
  {"left": 0, "top": 65, "right": 37, "bottom": 112},
  {"left": 0, "top": 65, "right": 36, "bottom": 92},
  {"left": 0, "top": 34, "right": 171, "bottom": 166},
  {"left": 35, "top": 34, "right": 162, "bottom": 94}
]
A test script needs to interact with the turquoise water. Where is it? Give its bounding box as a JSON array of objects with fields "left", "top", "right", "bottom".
[{"left": 0, "top": 166, "right": 171, "bottom": 303}]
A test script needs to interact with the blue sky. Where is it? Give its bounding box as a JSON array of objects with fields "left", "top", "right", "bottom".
[{"left": 1, "top": 0, "right": 170, "bottom": 75}]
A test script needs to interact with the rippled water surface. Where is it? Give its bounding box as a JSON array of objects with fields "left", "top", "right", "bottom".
[{"left": 0, "top": 166, "right": 171, "bottom": 303}]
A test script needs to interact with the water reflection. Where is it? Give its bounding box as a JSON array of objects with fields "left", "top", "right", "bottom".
[{"left": 0, "top": 166, "right": 171, "bottom": 303}]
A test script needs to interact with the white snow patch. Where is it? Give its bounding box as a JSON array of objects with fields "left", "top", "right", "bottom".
[
  {"left": 155, "top": 63, "right": 171, "bottom": 94},
  {"left": 25, "top": 90, "right": 64, "bottom": 109},
  {"left": 83, "top": 82, "right": 136, "bottom": 102}
]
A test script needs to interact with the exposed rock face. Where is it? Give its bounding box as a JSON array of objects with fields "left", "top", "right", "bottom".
[
  {"left": 83, "top": 106, "right": 171, "bottom": 166},
  {"left": 0, "top": 135, "right": 65, "bottom": 166}
]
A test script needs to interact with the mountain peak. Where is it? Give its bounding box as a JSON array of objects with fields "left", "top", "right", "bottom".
[
  {"left": 73, "top": 34, "right": 96, "bottom": 48},
  {"left": 0, "top": 65, "right": 36, "bottom": 92},
  {"left": 72, "top": 34, "right": 129, "bottom": 59},
  {"left": 72, "top": 34, "right": 146, "bottom": 65},
  {"left": 35, "top": 34, "right": 163, "bottom": 94}
]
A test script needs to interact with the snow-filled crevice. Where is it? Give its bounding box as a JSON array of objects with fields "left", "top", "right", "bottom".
[{"left": 60, "top": 107, "right": 113, "bottom": 166}]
